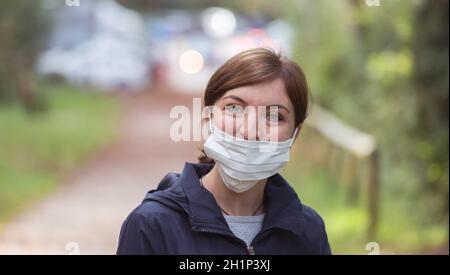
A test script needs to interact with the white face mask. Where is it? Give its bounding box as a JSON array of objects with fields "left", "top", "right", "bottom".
[{"left": 203, "top": 120, "right": 298, "bottom": 193}]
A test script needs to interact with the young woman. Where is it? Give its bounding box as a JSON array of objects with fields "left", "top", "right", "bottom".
[{"left": 117, "top": 48, "right": 331, "bottom": 255}]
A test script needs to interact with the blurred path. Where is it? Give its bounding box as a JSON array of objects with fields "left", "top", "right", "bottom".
[{"left": 0, "top": 87, "right": 200, "bottom": 254}]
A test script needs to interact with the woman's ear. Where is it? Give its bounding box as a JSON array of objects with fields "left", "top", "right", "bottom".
[
  {"left": 203, "top": 105, "right": 215, "bottom": 120},
  {"left": 199, "top": 106, "right": 211, "bottom": 140}
]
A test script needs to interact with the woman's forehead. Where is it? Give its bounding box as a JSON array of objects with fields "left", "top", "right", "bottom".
[{"left": 220, "top": 78, "right": 292, "bottom": 109}]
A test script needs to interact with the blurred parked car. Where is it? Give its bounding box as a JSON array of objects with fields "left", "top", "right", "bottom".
[{"left": 36, "top": 0, "right": 152, "bottom": 91}]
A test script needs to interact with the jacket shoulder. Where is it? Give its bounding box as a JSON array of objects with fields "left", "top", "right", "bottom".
[
  {"left": 117, "top": 199, "right": 185, "bottom": 255},
  {"left": 129, "top": 196, "right": 188, "bottom": 229},
  {"left": 133, "top": 199, "right": 175, "bottom": 217},
  {"left": 300, "top": 204, "right": 332, "bottom": 254},
  {"left": 302, "top": 204, "right": 326, "bottom": 229}
]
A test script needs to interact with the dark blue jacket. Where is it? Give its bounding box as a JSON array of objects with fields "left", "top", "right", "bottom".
[{"left": 117, "top": 162, "right": 331, "bottom": 255}]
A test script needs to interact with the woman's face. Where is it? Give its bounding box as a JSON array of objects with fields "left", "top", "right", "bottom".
[{"left": 210, "top": 78, "right": 297, "bottom": 142}]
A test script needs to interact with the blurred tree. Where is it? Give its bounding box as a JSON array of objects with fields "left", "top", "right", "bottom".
[
  {"left": 0, "top": 0, "right": 50, "bottom": 111},
  {"left": 412, "top": 0, "right": 449, "bottom": 223}
]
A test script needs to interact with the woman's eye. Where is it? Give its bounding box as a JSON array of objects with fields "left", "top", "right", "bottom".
[
  {"left": 267, "top": 112, "right": 283, "bottom": 123},
  {"left": 225, "top": 104, "right": 244, "bottom": 115}
]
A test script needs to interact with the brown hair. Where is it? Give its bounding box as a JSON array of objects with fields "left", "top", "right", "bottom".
[{"left": 198, "top": 47, "right": 311, "bottom": 164}]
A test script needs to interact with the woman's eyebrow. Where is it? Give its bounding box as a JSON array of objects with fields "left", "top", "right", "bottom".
[
  {"left": 222, "top": 95, "right": 247, "bottom": 105},
  {"left": 223, "top": 95, "right": 290, "bottom": 113}
]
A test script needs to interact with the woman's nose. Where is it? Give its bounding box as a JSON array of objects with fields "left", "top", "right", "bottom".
[{"left": 239, "top": 112, "right": 262, "bottom": 141}]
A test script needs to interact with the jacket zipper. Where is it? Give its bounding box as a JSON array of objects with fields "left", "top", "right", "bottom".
[
  {"left": 247, "top": 228, "right": 274, "bottom": 255},
  {"left": 247, "top": 245, "right": 255, "bottom": 255},
  {"left": 195, "top": 223, "right": 279, "bottom": 255},
  {"left": 195, "top": 227, "right": 256, "bottom": 255}
]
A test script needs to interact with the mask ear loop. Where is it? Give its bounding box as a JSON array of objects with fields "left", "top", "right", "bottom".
[{"left": 289, "top": 126, "right": 300, "bottom": 148}]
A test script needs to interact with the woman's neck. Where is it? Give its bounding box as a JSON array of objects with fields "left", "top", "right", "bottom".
[{"left": 201, "top": 166, "right": 266, "bottom": 216}]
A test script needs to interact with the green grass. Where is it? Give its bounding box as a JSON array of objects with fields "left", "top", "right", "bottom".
[
  {"left": 0, "top": 82, "right": 120, "bottom": 226},
  {"left": 282, "top": 128, "right": 449, "bottom": 255}
]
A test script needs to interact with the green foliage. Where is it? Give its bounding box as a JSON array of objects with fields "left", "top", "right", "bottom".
[
  {"left": 411, "top": 0, "right": 449, "bottom": 224},
  {"left": 281, "top": 0, "right": 448, "bottom": 253},
  {"left": 0, "top": 82, "right": 120, "bottom": 224}
]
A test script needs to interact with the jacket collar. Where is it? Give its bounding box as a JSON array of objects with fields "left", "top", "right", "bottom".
[{"left": 180, "top": 162, "right": 305, "bottom": 238}]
